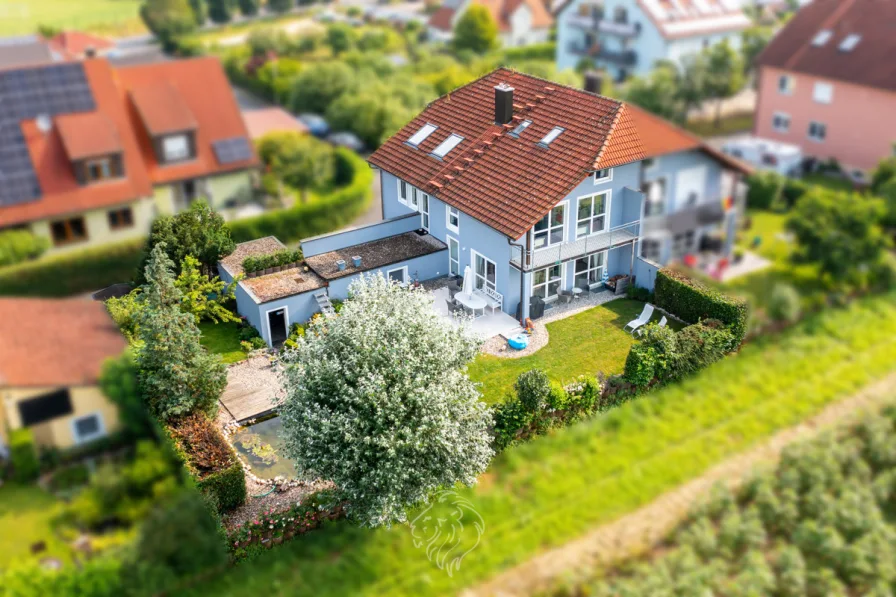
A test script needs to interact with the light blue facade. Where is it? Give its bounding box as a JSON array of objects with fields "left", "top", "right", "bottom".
[
  {"left": 555, "top": 0, "right": 745, "bottom": 81},
  {"left": 325, "top": 250, "right": 447, "bottom": 299}
]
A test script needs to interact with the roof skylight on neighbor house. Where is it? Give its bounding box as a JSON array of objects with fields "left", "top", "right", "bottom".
[
  {"left": 430, "top": 133, "right": 464, "bottom": 158},
  {"left": 510, "top": 119, "right": 532, "bottom": 137},
  {"left": 406, "top": 123, "right": 437, "bottom": 148},
  {"left": 839, "top": 34, "right": 862, "bottom": 52},
  {"left": 538, "top": 126, "right": 565, "bottom": 147},
  {"left": 811, "top": 30, "right": 833, "bottom": 47}
]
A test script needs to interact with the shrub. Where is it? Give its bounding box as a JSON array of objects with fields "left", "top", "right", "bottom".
[
  {"left": 492, "top": 397, "right": 529, "bottom": 451},
  {"left": 514, "top": 369, "right": 551, "bottom": 414},
  {"left": 654, "top": 268, "right": 748, "bottom": 347},
  {"left": 0, "top": 229, "right": 49, "bottom": 267},
  {"left": 241, "top": 248, "right": 303, "bottom": 274},
  {"left": 671, "top": 320, "right": 733, "bottom": 379},
  {"left": 104, "top": 289, "right": 143, "bottom": 343},
  {"left": 10, "top": 428, "right": 40, "bottom": 482},
  {"left": 0, "top": 555, "right": 123, "bottom": 597},
  {"left": 768, "top": 283, "right": 802, "bottom": 324},
  {"left": 745, "top": 171, "right": 783, "bottom": 210},
  {"left": 781, "top": 178, "right": 810, "bottom": 209},
  {"left": 238, "top": 323, "right": 262, "bottom": 342},
  {"left": 166, "top": 412, "right": 246, "bottom": 512},
  {"left": 623, "top": 342, "right": 658, "bottom": 387}
]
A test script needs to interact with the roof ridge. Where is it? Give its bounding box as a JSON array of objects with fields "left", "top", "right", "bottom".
[{"left": 591, "top": 102, "right": 627, "bottom": 170}]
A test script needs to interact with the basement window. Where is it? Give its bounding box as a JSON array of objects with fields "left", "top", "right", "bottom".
[
  {"left": 406, "top": 123, "right": 437, "bottom": 148},
  {"left": 431, "top": 134, "right": 464, "bottom": 159},
  {"left": 538, "top": 127, "right": 565, "bottom": 147}
]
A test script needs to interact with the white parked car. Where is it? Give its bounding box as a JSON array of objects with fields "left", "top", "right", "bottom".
[{"left": 721, "top": 137, "right": 803, "bottom": 177}]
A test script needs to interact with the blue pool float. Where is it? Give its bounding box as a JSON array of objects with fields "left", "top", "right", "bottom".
[{"left": 507, "top": 334, "right": 529, "bottom": 350}]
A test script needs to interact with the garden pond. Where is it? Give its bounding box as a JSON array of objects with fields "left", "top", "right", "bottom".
[{"left": 230, "top": 416, "right": 297, "bottom": 480}]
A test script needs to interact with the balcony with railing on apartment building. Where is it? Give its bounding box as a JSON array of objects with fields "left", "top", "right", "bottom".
[
  {"left": 511, "top": 187, "right": 642, "bottom": 271},
  {"left": 567, "top": 40, "right": 638, "bottom": 67},
  {"left": 565, "top": 8, "right": 641, "bottom": 38}
]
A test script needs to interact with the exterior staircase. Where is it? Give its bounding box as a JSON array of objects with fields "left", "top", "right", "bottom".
[{"left": 314, "top": 291, "right": 336, "bottom": 315}]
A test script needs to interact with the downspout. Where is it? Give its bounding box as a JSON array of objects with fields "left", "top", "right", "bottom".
[{"left": 508, "top": 236, "right": 528, "bottom": 325}]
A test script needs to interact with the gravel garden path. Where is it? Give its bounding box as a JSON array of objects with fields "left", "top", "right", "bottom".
[{"left": 462, "top": 372, "right": 896, "bottom": 597}]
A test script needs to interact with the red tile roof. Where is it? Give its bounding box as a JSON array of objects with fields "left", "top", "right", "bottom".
[
  {"left": 242, "top": 107, "right": 309, "bottom": 140},
  {"left": 368, "top": 68, "right": 749, "bottom": 240},
  {"left": 55, "top": 111, "right": 122, "bottom": 160},
  {"left": 0, "top": 298, "right": 126, "bottom": 387},
  {"left": 46, "top": 31, "right": 113, "bottom": 59},
  {"left": 0, "top": 57, "right": 258, "bottom": 226},
  {"left": 129, "top": 82, "right": 198, "bottom": 135},
  {"left": 756, "top": 0, "right": 896, "bottom": 92}
]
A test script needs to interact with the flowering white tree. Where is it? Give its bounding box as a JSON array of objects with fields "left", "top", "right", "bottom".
[{"left": 279, "top": 274, "right": 493, "bottom": 527}]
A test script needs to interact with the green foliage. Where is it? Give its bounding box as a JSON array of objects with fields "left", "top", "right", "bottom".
[
  {"left": 206, "top": 0, "right": 233, "bottom": 23},
  {"left": 741, "top": 26, "right": 773, "bottom": 74},
  {"left": 9, "top": 429, "right": 39, "bottom": 483},
  {"left": 787, "top": 188, "right": 891, "bottom": 285},
  {"left": 228, "top": 149, "right": 373, "bottom": 245},
  {"left": 655, "top": 268, "right": 748, "bottom": 346},
  {"left": 453, "top": 4, "right": 499, "bottom": 54},
  {"left": 100, "top": 353, "right": 154, "bottom": 439},
  {"left": 745, "top": 170, "right": 784, "bottom": 210},
  {"left": 513, "top": 369, "right": 552, "bottom": 414},
  {"left": 138, "top": 201, "right": 235, "bottom": 284},
  {"left": 325, "top": 91, "right": 412, "bottom": 149},
  {"left": 0, "top": 556, "right": 123, "bottom": 597},
  {"left": 237, "top": 0, "right": 258, "bottom": 17},
  {"left": 246, "top": 26, "right": 292, "bottom": 56},
  {"left": 703, "top": 40, "right": 745, "bottom": 124},
  {"left": 623, "top": 320, "right": 731, "bottom": 387},
  {"left": 174, "top": 255, "right": 240, "bottom": 324},
  {"left": 0, "top": 238, "right": 144, "bottom": 298},
  {"left": 875, "top": 177, "right": 896, "bottom": 229},
  {"left": 105, "top": 289, "right": 143, "bottom": 343},
  {"left": 140, "top": 0, "right": 197, "bottom": 51},
  {"left": 266, "top": 0, "right": 291, "bottom": 13},
  {"left": 256, "top": 132, "right": 336, "bottom": 197},
  {"left": 622, "top": 342, "right": 656, "bottom": 387},
  {"left": 768, "top": 283, "right": 802, "bottom": 324},
  {"left": 870, "top": 156, "right": 896, "bottom": 194},
  {"left": 325, "top": 23, "right": 357, "bottom": 55},
  {"left": 491, "top": 397, "right": 529, "bottom": 451},
  {"left": 0, "top": 229, "right": 49, "bottom": 267},
  {"left": 782, "top": 177, "right": 810, "bottom": 209},
  {"left": 289, "top": 60, "right": 354, "bottom": 112},
  {"left": 502, "top": 42, "right": 556, "bottom": 61},
  {"left": 188, "top": 0, "right": 205, "bottom": 24},
  {"left": 136, "top": 244, "right": 227, "bottom": 420},
  {"left": 241, "top": 248, "right": 303, "bottom": 274}
]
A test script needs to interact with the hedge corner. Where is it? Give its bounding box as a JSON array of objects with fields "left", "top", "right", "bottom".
[{"left": 654, "top": 268, "right": 748, "bottom": 346}]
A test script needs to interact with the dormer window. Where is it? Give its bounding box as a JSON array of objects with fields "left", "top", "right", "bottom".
[
  {"left": 86, "top": 157, "right": 114, "bottom": 182},
  {"left": 163, "top": 134, "right": 191, "bottom": 162}
]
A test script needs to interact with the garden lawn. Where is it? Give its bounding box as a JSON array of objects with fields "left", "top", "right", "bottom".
[
  {"left": 182, "top": 291, "right": 896, "bottom": 597},
  {"left": 0, "top": 0, "right": 144, "bottom": 37},
  {"left": 468, "top": 299, "right": 676, "bottom": 403},
  {"left": 0, "top": 484, "right": 68, "bottom": 566},
  {"left": 199, "top": 321, "right": 247, "bottom": 364},
  {"left": 802, "top": 172, "right": 855, "bottom": 193},
  {"left": 685, "top": 112, "right": 754, "bottom": 137}
]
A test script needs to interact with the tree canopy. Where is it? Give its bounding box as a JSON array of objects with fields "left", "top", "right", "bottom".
[
  {"left": 289, "top": 61, "right": 357, "bottom": 114},
  {"left": 703, "top": 41, "right": 745, "bottom": 125},
  {"left": 256, "top": 132, "right": 336, "bottom": 201},
  {"left": 140, "top": 0, "right": 197, "bottom": 50},
  {"left": 453, "top": 4, "right": 500, "bottom": 55},
  {"left": 279, "top": 274, "right": 493, "bottom": 527}
]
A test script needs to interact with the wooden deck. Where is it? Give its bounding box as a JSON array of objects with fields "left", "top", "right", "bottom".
[{"left": 219, "top": 356, "right": 285, "bottom": 422}]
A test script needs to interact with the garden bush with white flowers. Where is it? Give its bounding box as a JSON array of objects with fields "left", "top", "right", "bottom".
[{"left": 278, "top": 274, "right": 494, "bottom": 527}]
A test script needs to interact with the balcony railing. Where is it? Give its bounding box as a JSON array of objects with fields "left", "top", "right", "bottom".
[
  {"left": 565, "top": 14, "right": 641, "bottom": 37},
  {"left": 641, "top": 201, "right": 727, "bottom": 238},
  {"left": 511, "top": 220, "right": 640, "bottom": 271},
  {"left": 567, "top": 42, "right": 638, "bottom": 67}
]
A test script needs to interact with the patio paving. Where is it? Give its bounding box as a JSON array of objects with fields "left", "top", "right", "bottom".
[
  {"left": 219, "top": 355, "right": 285, "bottom": 423},
  {"left": 431, "top": 286, "right": 522, "bottom": 339}
]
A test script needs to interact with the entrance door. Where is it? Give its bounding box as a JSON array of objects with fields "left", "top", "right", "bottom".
[
  {"left": 447, "top": 236, "right": 460, "bottom": 276},
  {"left": 267, "top": 309, "right": 288, "bottom": 345}
]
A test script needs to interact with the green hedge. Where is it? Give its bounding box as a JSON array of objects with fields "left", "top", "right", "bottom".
[
  {"left": 0, "top": 238, "right": 144, "bottom": 298},
  {"left": 0, "top": 229, "right": 49, "bottom": 267},
  {"left": 228, "top": 149, "right": 374, "bottom": 245},
  {"left": 9, "top": 428, "right": 40, "bottom": 483},
  {"left": 196, "top": 458, "right": 247, "bottom": 513},
  {"left": 654, "top": 268, "right": 748, "bottom": 346},
  {"left": 502, "top": 42, "right": 556, "bottom": 61}
]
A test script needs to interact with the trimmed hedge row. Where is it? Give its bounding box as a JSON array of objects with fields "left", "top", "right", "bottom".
[
  {"left": 654, "top": 268, "right": 748, "bottom": 346},
  {"left": 623, "top": 320, "right": 733, "bottom": 387},
  {"left": 196, "top": 458, "right": 246, "bottom": 513},
  {"left": 228, "top": 149, "right": 374, "bottom": 245}
]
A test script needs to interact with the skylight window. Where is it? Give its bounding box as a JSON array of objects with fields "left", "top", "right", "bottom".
[
  {"left": 811, "top": 30, "right": 832, "bottom": 47},
  {"left": 406, "top": 123, "right": 437, "bottom": 147},
  {"left": 839, "top": 34, "right": 862, "bottom": 52},
  {"left": 538, "top": 127, "right": 565, "bottom": 147},
  {"left": 510, "top": 119, "right": 532, "bottom": 137},
  {"left": 431, "top": 133, "right": 464, "bottom": 159}
]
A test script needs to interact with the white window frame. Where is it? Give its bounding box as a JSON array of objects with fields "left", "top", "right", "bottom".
[
  {"left": 398, "top": 179, "right": 408, "bottom": 205},
  {"left": 447, "top": 235, "right": 460, "bottom": 277},
  {"left": 162, "top": 134, "right": 190, "bottom": 162},
  {"left": 410, "top": 186, "right": 419, "bottom": 210},
  {"left": 533, "top": 202, "right": 567, "bottom": 251},
  {"left": 808, "top": 121, "right": 827, "bottom": 143},
  {"left": 419, "top": 191, "right": 430, "bottom": 230},
  {"left": 386, "top": 266, "right": 408, "bottom": 285},
  {"left": 640, "top": 238, "right": 662, "bottom": 262},
  {"left": 778, "top": 74, "right": 794, "bottom": 95},
  {"left": 593, "top": 168, "right": 613, "bottom": 185},
  {"left": 643, "top": 178, "right": 666, "bottom": 217},
  {"left": 573, "top": 251, "right": 607, "bottom": 289},
  {"left": 471, "top": 249, "right": 497, "bottom": 293},
  {"left": 531, "top": 263, "right": 563, "bottom": 302},
  {"left": 813, "top": 82, "right": 833, "bottom": 104},
  {"left": 772, "top": 112, "right": 791, "bottom": 133},
  {"left": 446, "top": 205, "right": 460, "bottom": 233},
  {"left": 575, "top": 191, "right": 611, "bottom": 240},
  {"left": 70, "top": 412, "right": 106, "bottom": 445},
  {"left": 264, "top": 305, "right": 290, "bottom": 347}
]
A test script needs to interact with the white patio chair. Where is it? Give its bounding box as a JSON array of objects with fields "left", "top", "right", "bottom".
[
  {"left": 624, "top": 304, "right": 655, "bottom": 336},
  {"left": 637, "top": 315, "right": 667, "bottom": 337}
]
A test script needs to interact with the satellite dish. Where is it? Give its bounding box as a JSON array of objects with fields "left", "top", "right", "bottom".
[{"left": 36, "top": 114, "right": 52, "bottom": 134}]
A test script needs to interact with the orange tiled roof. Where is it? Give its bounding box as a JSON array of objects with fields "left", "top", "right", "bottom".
[
  {"left": 46, "top": 31, "right": 113, "bottom": 58},
  {"left": 242, "top": 107, "right": 309, "bottom": 140},
  {"left": 55, "top": 111, "right": 122, "bottom": 160},
  {"left": 0, "top": 298, "right": 126, "bottom": 387},
  {"left": 368, "top": 68, "right": 749, "bottom": 240},
  {"left": 129, "top": 82, "right": 198, "bottom": 135}
]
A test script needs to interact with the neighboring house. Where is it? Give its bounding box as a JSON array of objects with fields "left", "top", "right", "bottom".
[
  {"left": 45, "top": 31, "right": 114, "bottom": 60},
  {"left": 0, "top": 35, "right": 61, "bottom": 69},
  {"left": 428, "top": 0, "right": 554, "bottom": 47},
  {"left": 222, "top": 68, "right": 749, "bottom": 339},
  {"left": 555, "top": 0, "right": 751, "bottom": 81},
  {"left": 0, "top": 298, "right": 126, "bottom": 454},
  {"left": 242, "top": 107, "right": 310, "bottom": 141},
  {"left": 0, "top": 56, "right": 259, "bottom": 254},
  {"left": 753, "top": 0, "right": 896, "bottom": 181}
]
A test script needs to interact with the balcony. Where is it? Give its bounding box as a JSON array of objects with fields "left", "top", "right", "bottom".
[
  {"left": 641, "top": 201, "right": 727, "bottom": 238},
  {"left": 565, "top": 14, "right": 641, "bottom": 37},
  {"left": 511, "top": 220, "right": 640, "bottom": 271},
  {"left": 567, "top": 42, "right": 638, "bottom": 67}
]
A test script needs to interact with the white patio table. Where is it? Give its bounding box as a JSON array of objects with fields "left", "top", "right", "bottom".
[{"left": 454, "top": 292, "right": 487, "bottom": 317}]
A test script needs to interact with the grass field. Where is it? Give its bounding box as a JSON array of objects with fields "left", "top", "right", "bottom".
[
  {"left": 0, "top": 484, "right": 68, "bottom": 566},
  {"left": 198, "top": 321, "right": 247, "bottom": 364},
  {"left": 468, "top": 299, "right": 678, "bottom": 403},
  {"left": 183, "top": 291, "right": 896, "bottom": 597},
  {"left": 0, "top": 0, "right": 145, "bottom": 37}
]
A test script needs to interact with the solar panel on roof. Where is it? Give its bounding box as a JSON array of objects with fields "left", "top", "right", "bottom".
[
  {"left": 213, "top": 137, "right": 252, "bottom": 165},
  {"left": 0, "top": 62, "right": 95, "bottom": 208}
]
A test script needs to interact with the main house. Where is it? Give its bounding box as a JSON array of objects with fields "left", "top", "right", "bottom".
[
  {"left": 0, "top": 56, "right": 258, "bottom": 254},
  {"left": 222, "top": 69, "right": 748, "bottom": 344},
  {"left": 555, "top": 0, "right": 751, "bottom": 81},
  {"left": 428, "top": 0, "right": 554, "bottom": 47},
  {"left": 753, "top": 0, "right": 896, "bottom": 181},
  {"left": 0, "top": 298, "right": 126, "bottom": 454}
]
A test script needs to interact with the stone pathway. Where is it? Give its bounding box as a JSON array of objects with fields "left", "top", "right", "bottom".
[{"left": 462, "top": 372, "right": 896, "bottom": 597}]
